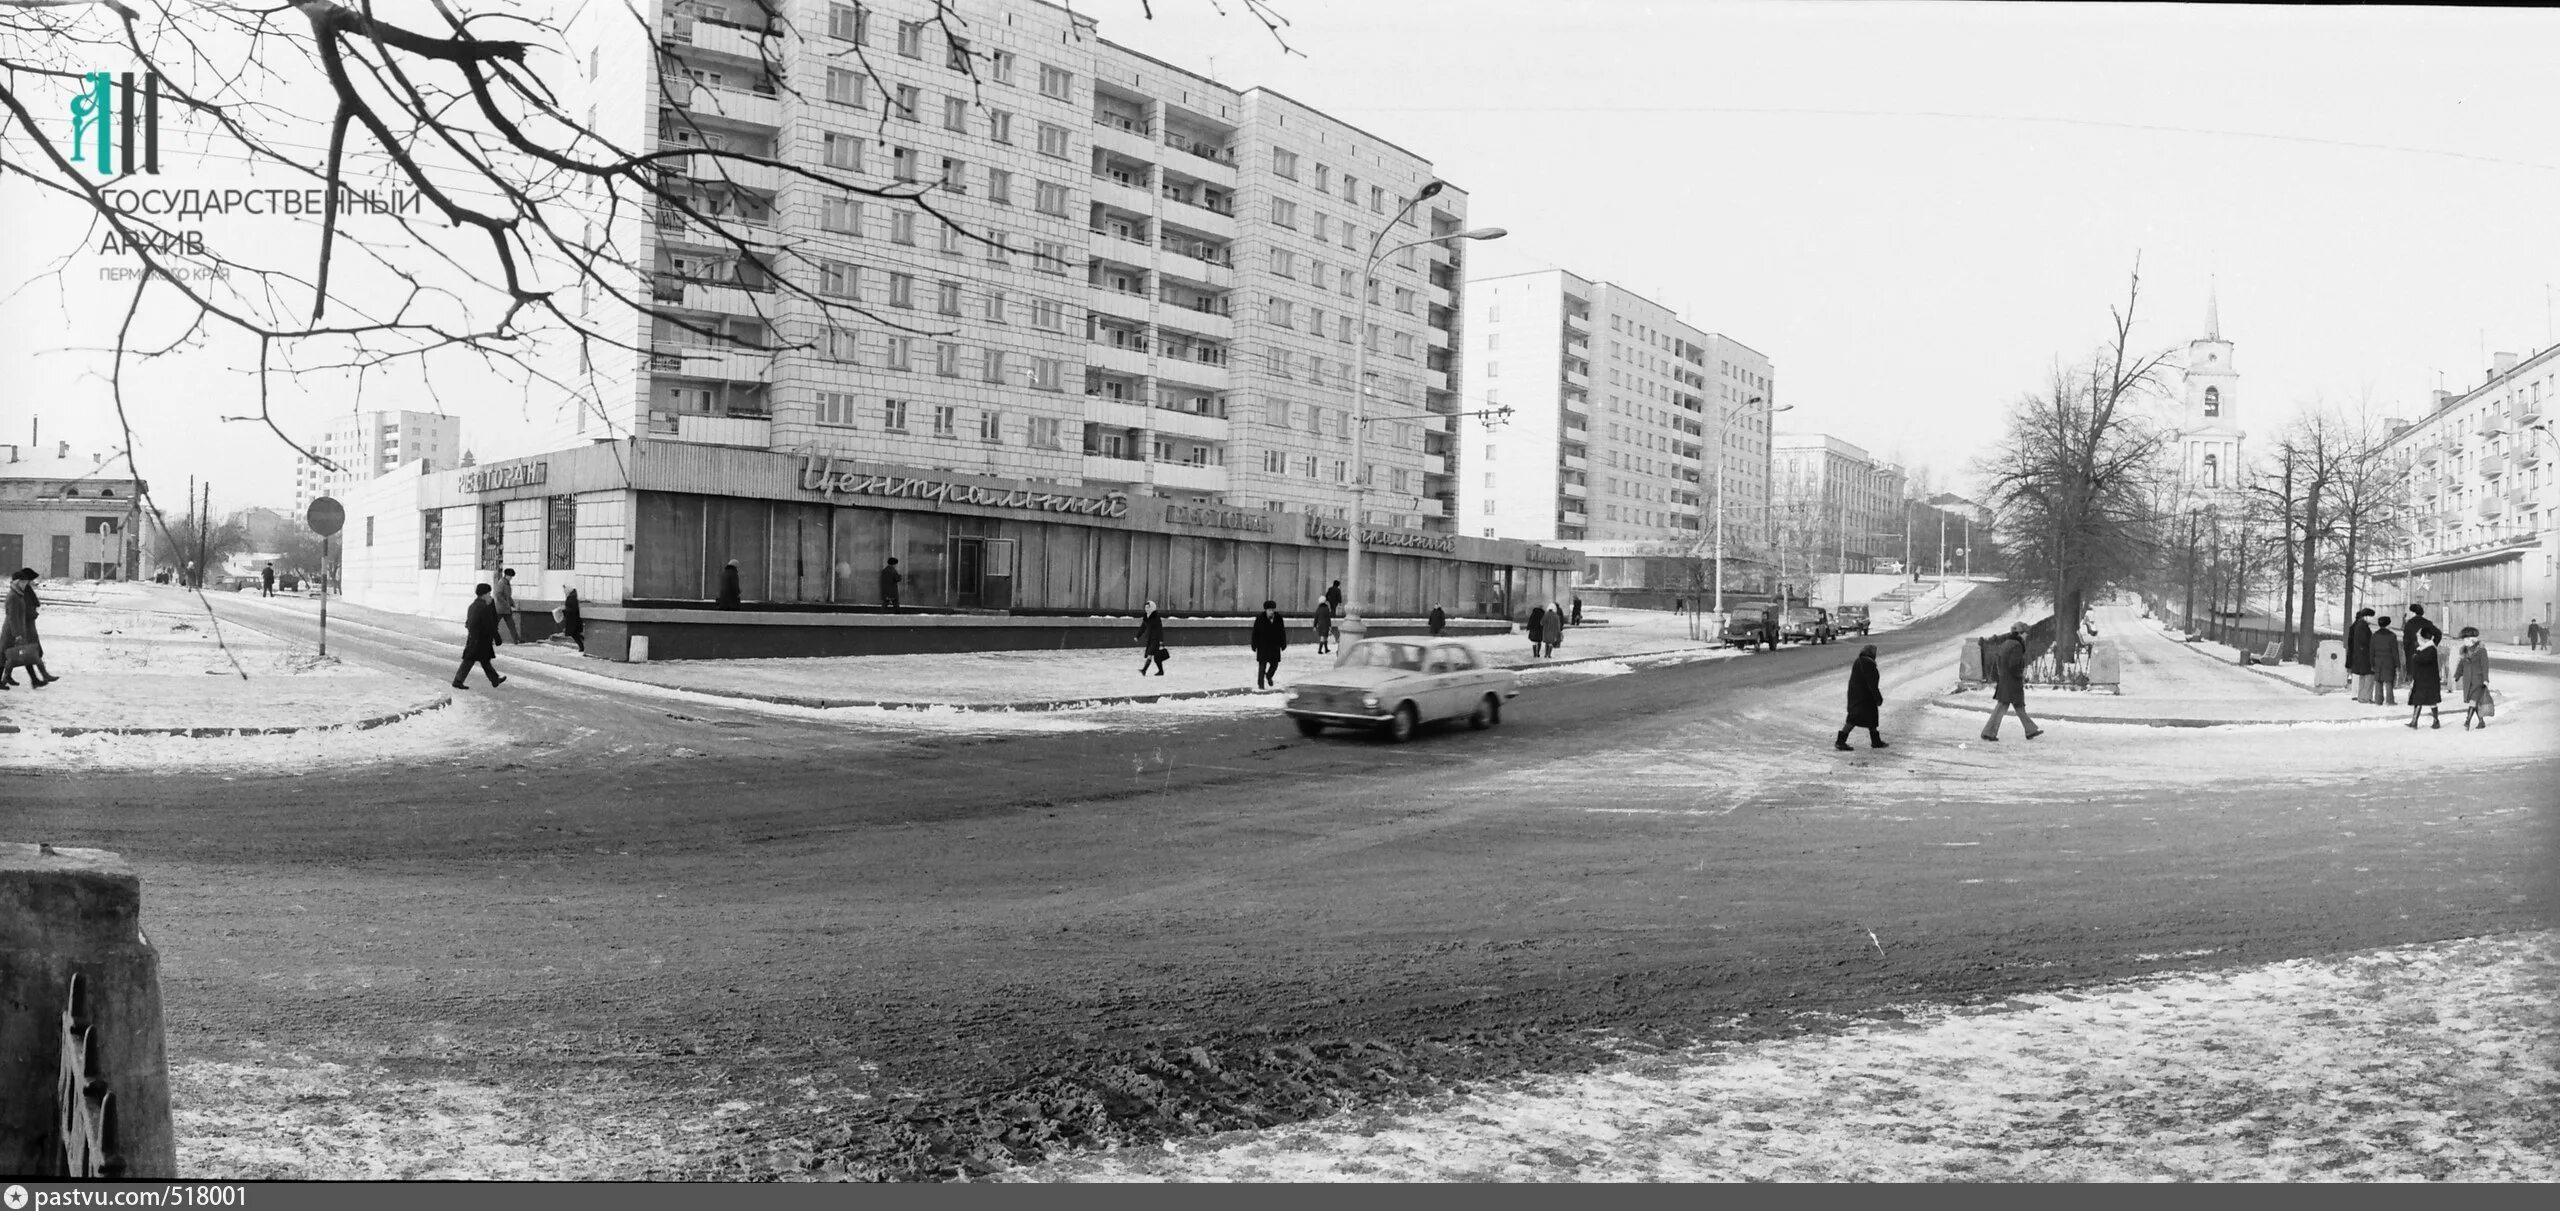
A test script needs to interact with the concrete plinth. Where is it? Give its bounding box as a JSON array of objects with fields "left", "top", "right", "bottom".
[{"left": 1, "top": 843, "right": 176, "bottom": 1179}]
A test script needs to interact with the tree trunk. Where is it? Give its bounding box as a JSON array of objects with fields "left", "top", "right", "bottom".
[{"left": 2296, "top": 497, "right": 2321, "bottom": 665}]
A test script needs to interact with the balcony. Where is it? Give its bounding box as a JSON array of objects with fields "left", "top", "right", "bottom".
[
  {"left": 1155, "top": 304, "right": 1234, "bottom": 342},
  {"left": 1152, "top": 461, "right": 1230, "bottom": 493},
  {"left": 656, "top": 277, "right": 773, "bottom": 317},
  {"left": 1087, "top": 341, "right": 1153, "bottom": 378},
  {"left": 1424, "top": 454, "right": 1448, "bottom": 476},
  {"left": 666, "top": 17, "right": 776, "bottom": 64},
  {"left": 682, "top": 157, "right": 782, "bottom": 193},
  {"left": 1558, "top": 505, "right": 1588, "bottom": 524},
  {"left": 1561, "top": 394, "right": 1588, "bottom": 415},
  {"left": 1092, "top": 121, "right": 1161, "bottom": 166},
  {"left": 1429, "top": 281, "right": 1454, "bottom": 312},
  {"left": 1160, "top": 193, "right": 1238, "bottom": 238},
  {"left": 1161, "top": 133, "right": 1238, "bottom": 182},
  {"left": 648, "top": 345, "right": 772, "bottom": 382},
  {"left": 2479, "top": 494, "right": 2505, "bottom": 519},
  {"left": 2519, "top": 442, "right": 2543, "bottom": 467},
  {"left": 1563, "top": 366, "right": 1589, "bottom": 390},
  {"left": 1089, "top": 175, "right": 1156, "bottom": 218},
  {"left": 2480, "top": 452, "right": 2506, "bottom": 478},
  {"left": 2518, "top": 397, "right": 2544, "bottom": 425},
  {"left": 1561, "top": 481, "right": 1587, "bottom": 499},
  {"left": 1426, "top": 368, "right": 1449, "bottom": 392},
  {"left": 1562, "top": 307, "right": 1591, "bottom": 333},
  {"left": 2480, "top": 410, "right": 2508, "bottom": 437},
  {"left": 651, "top": 206, "right": 772, "bottom": 247},
  {"left": 665, "top": 83, "right": 781, "bottom": 130},
  {"left": 1087, "top": 287, "right": 1153, "bottom": 327},
  {"left": 1562, "top": 454, "right": 1587, "bottom": 472},
  {"left": 655, "top": 413, "right": 771, "bottom": 448}
]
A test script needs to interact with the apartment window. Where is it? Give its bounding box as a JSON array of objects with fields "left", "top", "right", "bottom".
[
  {"left": 1338, "top": 316, "right": 1354, "bottom": 343},
  {"left": 1394, "top": 332, "right": 1415, "bottom": 359},
  {"left": 1339, "top": 268, "right": 1355, "bottom": 296},
  {"left": 822, "top": 326, "right": 859, "bottom": 362},
  {"left": 987, "top": 110, "right": 1013, "bottom": 143},
  {"left": 1034, "top": 240, "right": 1070, "bottom": 274},
  {"left": 1038, "top": 63, "right": 1072, "bottom": 100},
  {"left": 1035, "top": 180, "right": 1071, "bottom": 216},
  {"left": 1309, "top": 306, "right": 1327, "bottom": 336},
  {"left": 818, "top": 260, "right": 856, "bottom": 298},
  {"left": 935, "top": 342, "right": 961, "bottom": 376},
  {"left": 1030, "top": 297, "right": 1063, "bottom": 329},
  {"left": 896, "top": 20, "right": 924, "bottom": 57},
  {"left": 1264, "top": 449, "right": 1286, "bottom": 473},
  {"left": 946, "top": 37, "right": 972, "bottom": 74},
  {"left": 1486, "top": 333, "right": 1500, "bottom": 350},
  {"left": 1271, "top": 147, "right": 1298, "bottom": 179},
  {"left": 892, "top": 85, "right": 920, "bottom": 121},
  {"left": 1271, "top": 248, "right": 1295, "bottom": 278},
  {"left": 939, "top": 222, "right": 966, "bottom": 255},
  {"left": 990, "top": 50, "right": 1016, "bottom": 84},
  {"left": 890, "top": 209, "right": 917, "bottom": 244},
  {"left": 888, "top": 272, "right": 914, "bottom": 307},
  {"left": 883, "top": 398, "right": 909, "bottom": 430},
  {"left": 1331, "top": 460, "right": 1347, "bottom": 483},
  {"left": 1314, "top": 164, "right": 1331, "bottom": 193},
  {"left": 1302, "top": 455, "right": 1319, "bottom": 479},
  {"left": 825, "top": 67, "right": 864, "bottom": 106},
  {"left": 886, "top": 335, "right": 912, "bottom": 369},
  {"left": 1483, "top": 502, "right": 1497, "bottom": 517},
  {"left": 1029, "top": 416, "right": 1061, "bottom": 448},
  {"left": 1369, "top": 185, "right": 1385, "bottom": 212},
  {"left": 1271, "top": 197, "right": 1297, "bottom": 228},
  {"left": 986, "top": 167, "right": 1013, "bottom": 205},
  {"left": 828, "top": 3, "right": 866, "bottom": 42},
  {"left": 1313, "top": 211, "right": 1330, "bottom": 244},
  {"left": 815, "top": 390, "right": 858, "bottom": 427},
  {"left": 364, "top": 515, "right": 375, "bottom": 547},
  {"left": 943, "top": 96, "right": 969, "bottom": 132},
  {"left": 821, "top": 195, "right": 859, "bottom": 233},
  {"left": 1032, "top": 357, "right": 1064, "bottom": 390},
  {"left": 936, "top": 280, "right": 963, "bottom": 315},
  {"left": 1271, "top": 298, "right": 1295, "bottom": 328},
  {"left": 420, "top": 509, "right": 444, "bottom": 568},
  {"left": 940, "top": 156, "right": 968, "bottom": 193},
  {"left": 1037, "top": 122, "right": 1071, "bottom": 158},
  {"left": 891, "top": 146, "right": 918, "bottom": 182},
  {"left": 820, "top": 133, "right": 862, "bottom": 175},
  {"left": 932, "top": 403, "right": 958, "bottom": 436},
  {"left": 1270, "top": 346, "right": 1294, "bottom": 378},
  {"left": 982, "top": 348, "right": 1007, "bottom": 383},
  {"left": 985, "top": 232, "right": 1011, "bottom": 265}
]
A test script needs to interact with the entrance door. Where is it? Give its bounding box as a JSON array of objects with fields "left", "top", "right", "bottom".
[
  {"left": 50, "top": 534, "right": 73, "bottom": 579},
  {"left": 952, "top": 537, "right": 985, "bottom": 609},
  {"left": 0, "top": 535, "right": 20, "bottom": 579}
]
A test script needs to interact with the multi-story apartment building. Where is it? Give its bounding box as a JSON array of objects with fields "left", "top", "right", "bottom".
[
  {"left": 2375, "top": 344, "right": 2557, "bottom": 640},
  {"left": 553, "top": 0, "right": 1469, "bottom": 533},
  {"left": 1460, "top": 270, "right": 1776, "bottom": 550},
  {"left": 1772, "top": 433, "right": 1908, "bottom": 581},
  {"left": 293, "top": 410, "right": 462, "bottom": 513}
]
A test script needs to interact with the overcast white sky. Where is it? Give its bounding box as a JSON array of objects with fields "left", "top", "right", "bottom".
[{"left": 5, "top": 0, "right": 2556, "bottom": 511}]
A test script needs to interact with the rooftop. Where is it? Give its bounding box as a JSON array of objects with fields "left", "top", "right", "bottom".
[{"left": 0, "top": 444, "right": 143, "bottom": 483}]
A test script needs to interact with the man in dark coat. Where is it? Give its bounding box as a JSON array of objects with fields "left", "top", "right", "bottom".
[
  {"left": 453, "top": 582, "right": 508, "bottom": 689},
  {"left": 1, "top": 567, "right": 56, "bottom": 689},
  {"left": 1835, "top": 643, "right": 1888, "bottom": 750},
  {"left": 1427, "top": 605, "right": 1447, "bottom": 636},
  {"left": 716, "top": 559, "right": 743, "bottom": 609},
  {"left": 1527, "top": 606, "right": 1548, "bottom": 658},
  {"left": 1324, "top": 580, "right": 1344, "bottom": 611},
  {"left": 2405, "top": 632, "right": 2444, "bottom": 729},
  {"left": 1313, "top": 598, "right": 1335, "bottom": 654},
  {"left": 2401, "top": 604, "right": 2441, "bottom": 683},
  {"left": 1250, "top": 600, "right": 1289, "bottom": 689},
  {"left": 1136, "top": 600, "right": 1169, "bottom": 676},
  {"left": 1979, "top": 622, "right": 2041, "bottom": 741},
  {"left": 1759, "top": 606, "right": 1780, "bottom": 653},
  {"left": 879, "top": 558, "right": 902, "bottom": 611},
  {"left": 1570, "top": 596, "right": 1584, "bottom": 626},
  {"left": 2345, "top": 607, "right": 2375, "bottom": 703},
  {"left": 2369, "top": 616, "right": 2400, "bottom": 706},
  {"left": 560, "top": 588, "right": 586, "bottom": 654},
  {"left": 261, "top": 563, "right": 276, "bottom": 597}
]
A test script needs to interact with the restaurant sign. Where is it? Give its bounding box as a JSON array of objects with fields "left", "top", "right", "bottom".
[
  {"left": 1163, "top": 503, "right": 1275, "bottom": 533},
  {"left": 799, "top": 455, "right": 1129, "bottom": 518},
  {"left": 1522, "top": 545, "right": 1580, "bottom": 568},
  {"left": 1303, "top": 516, "right": 1458, "bottom": 554},
  {"left": 456, "top": 459, "right": 548, "bottom": 494}
]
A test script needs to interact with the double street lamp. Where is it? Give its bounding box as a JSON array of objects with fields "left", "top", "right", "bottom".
[{"left": 1339, "top": 180, "right": 1507, "bottom": 649}]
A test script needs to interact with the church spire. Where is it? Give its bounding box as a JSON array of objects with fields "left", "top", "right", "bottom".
[{"left": 2204, "top": 277, "right": 2220, "bottom": 342}]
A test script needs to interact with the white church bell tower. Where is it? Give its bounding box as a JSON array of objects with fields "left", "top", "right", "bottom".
[{"left": 2177, "top": 282, "right": 2244, "bottom": 498}]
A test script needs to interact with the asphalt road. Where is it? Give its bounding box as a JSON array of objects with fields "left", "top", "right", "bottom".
[{"left": 10, "top": 590, "right": 2556, "bottom": 1179}]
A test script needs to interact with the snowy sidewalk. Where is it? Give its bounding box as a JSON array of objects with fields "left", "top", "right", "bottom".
[
  {"left": 1925, "top": 603, "right": 2521, "bottom": 727},
  {"left": 0, "top": 590, "right": 449, "bottom": 735},
  {"left": 214, "top": 592, "right": 1780, "bottom": 710}
]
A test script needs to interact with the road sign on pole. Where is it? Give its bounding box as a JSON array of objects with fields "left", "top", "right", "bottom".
[{"left": 306, "top": 497, "right": 344, "bottom": 658}]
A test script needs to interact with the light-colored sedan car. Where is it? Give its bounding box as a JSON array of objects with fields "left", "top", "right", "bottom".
[{"left": 1282, "top": 638, "right": 1520, "bottom": 742}]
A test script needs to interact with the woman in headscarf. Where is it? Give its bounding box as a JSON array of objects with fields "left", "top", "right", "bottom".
[
  {"left": 560, "top": 587, "right": 586, "bottom": 654},
  {"left": 1136, "top": 600, "right": 1169, "bottom": 676},
  {"left": 0, "top": 567, "right": 57, "bottom": 689},
  {"left": 2405, "top": 629, "right": 2444, "bottom": 729},
  {"left": 2453, "top": 625, "right": 2491, "bottom": 729},
  {"left": 1835, "top": 643, "right": 1887, "bottom": 750}
]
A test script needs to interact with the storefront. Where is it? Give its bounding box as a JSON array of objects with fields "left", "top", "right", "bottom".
[{"left": 338, "top": 440, "right": 1582, "bottom": 658}]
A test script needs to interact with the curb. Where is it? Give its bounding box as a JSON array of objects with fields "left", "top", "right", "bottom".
[
  {"left": 0, "top": 695, "right": 455, "bottom": 739},
  {"left": 564, "top": 643, "right": 1741, "bottom": 713},
  {"left": 1926, "top": 692, "right": 2424, "bottom": 730}
]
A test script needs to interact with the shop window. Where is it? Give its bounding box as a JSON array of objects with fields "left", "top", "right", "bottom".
[{"left": 420, "top": 508, "right": 444, "bottom": 568}]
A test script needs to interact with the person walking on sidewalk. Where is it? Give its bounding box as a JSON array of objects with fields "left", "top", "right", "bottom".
[
  {"left": 2528, "top": 618, "right": 2545, "bottom": 651},
  {"left": 495, "top": 567, "right": 523, "bottom": 643},
  {"left": 2346, "top": 607, "right": 2375, "bottom": 703},
  {"left": 261, "top": 563, "right": 276, "bottom": 597},
  {"left": 1250, "top": 600, "right": 1289, "bottom": 689},
  {"left": 1980, "top": 622, "right": 2042, "bottom": 742},
  {"left": 559, "top": 588, "right": 586, "bottom": 654},
  {"left": 1136, "top": 600, "right": 1169, "bottom": 676},
  {"left": 1835, "top": 643, "right": 1889, "bottom": 751},
  {"left": 716, "top": 560, "right": 742, "bottom": 610},
  {"left": 1324, "top": 580, "right": 1344, "bottom": 612},
  {"left": 2370, "top": 616, "right": 2400, "bottom": 706},
  {"left": 2454, "top": 627, "right": 2492, "bottom": 729},
  {"left": 1571, "top": 596, "right": 1584, "bottom": 627},
  {"left": 2401, "top": 604, "right": 2441, "bottom": 687},
  {"left": 1313, "top": 598, "right": 1335, "bottom": 655},
  {"left": 453, "top": 582, "right": 508, "bottom": 690},
  {"left": 1527, "top": 605, "right": 1548, "bottom": 658},
  {"left": 1543, "top": 602, "right": 1566, "bottom": 656},
  {"left": 1428, "top": 604, "right": 1447, "bottom": 636},
  {"left": 2404, "top": 632, "right": 2443, "bottom": 729},
  {"left": 1759, "top": 606, "right": 1780, "bottom": 654},
  {"left": 1, "top": 567, "right": 57, "bottom": 690},
  {"left": 879, "top": 558, "right": 902, "bottom": 612}
]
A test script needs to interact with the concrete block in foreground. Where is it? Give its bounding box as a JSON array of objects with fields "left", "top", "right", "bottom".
[{"left": 1, "top": 843, "right": 176, "bottom": 1179}]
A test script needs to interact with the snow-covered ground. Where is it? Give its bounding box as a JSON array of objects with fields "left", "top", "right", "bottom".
[
  {"left": 1011, "top": 931, "right": 2559, "bottom": 1182},
  {"left": 0, "top": 599, "right": 439, "bottom": 733},
  {"left": 0, "top": 696, "right": 491, "bottom": 771}
]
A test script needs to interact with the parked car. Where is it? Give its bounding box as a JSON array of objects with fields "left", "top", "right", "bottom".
[
  {"left": 1834, "top": 604, "right": 1871, "bottom": 636},
  {"left": 1283, "top": 638, "right": 1519, "bottom": 742},
  {"left": 1720, "top": 614, "right": 1770, "bottom": 650},
  {"left": 1779, "top": 607, "right": 1839, "bottom": 644}
]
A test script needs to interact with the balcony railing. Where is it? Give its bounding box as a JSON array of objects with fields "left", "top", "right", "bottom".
[
  {"left": 1162, "top": 134, "right": 1236, "bottom": 166},
  {"left": 1163, "top": 189, "right": 1236, "bottom": 218},
  {"left": 1096, "top": 112, "right": 1152, "bottom": 135}
]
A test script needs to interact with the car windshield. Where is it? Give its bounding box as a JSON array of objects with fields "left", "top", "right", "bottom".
[{"left": 1341, "top": 641, "right": 1427, "bottom": 671}]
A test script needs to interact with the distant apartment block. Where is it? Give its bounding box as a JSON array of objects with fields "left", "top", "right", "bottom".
[
  {"left": 1771, "top": 433, "right": 1908, "bottom": 577},
  {"left": 294, "top": 410, "right": 462, "bottom": 513}
]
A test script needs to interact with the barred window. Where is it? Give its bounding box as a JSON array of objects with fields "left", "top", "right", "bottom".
[{"left": 545, "top": 495, "right": 576, "bottom": 570}]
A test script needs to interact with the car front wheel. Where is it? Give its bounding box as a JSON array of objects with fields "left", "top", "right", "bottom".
[
  {"left": 1294, "top": 717, "right": 1326, "bottom": 737},
  {"left": 1385, "top": 703, "right": 1419, "bottom": 743},
  {"left": 1469, "top": 694, "right": 1501, "bottom": 730}
]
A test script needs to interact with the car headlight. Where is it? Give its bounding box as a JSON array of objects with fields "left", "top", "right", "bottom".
[{"left": 1361, "top": 693, "right": 1381, "bottom": 709}]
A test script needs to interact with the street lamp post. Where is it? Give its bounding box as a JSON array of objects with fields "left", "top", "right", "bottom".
[
  {"left": 1712, "top": 396, "right": 1790, "bottom": 618},
  {"left": 1340, "top": 181, "right": 1504, "bottom": 651}
]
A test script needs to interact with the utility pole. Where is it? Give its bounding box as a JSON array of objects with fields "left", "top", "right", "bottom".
[{"left": 197, "top": 481, "right": 210, "bottom": 590}]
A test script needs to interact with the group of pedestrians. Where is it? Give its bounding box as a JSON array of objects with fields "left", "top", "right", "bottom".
[
  {"left": 1, "top": 568, "right": 60, "bottom": 690},
  {"left": 2346, "top": 604, "right": 2496, "bottom": 729},
  {"left": 1524, "top": 603, "right": 1569, "bottom": 658}
]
